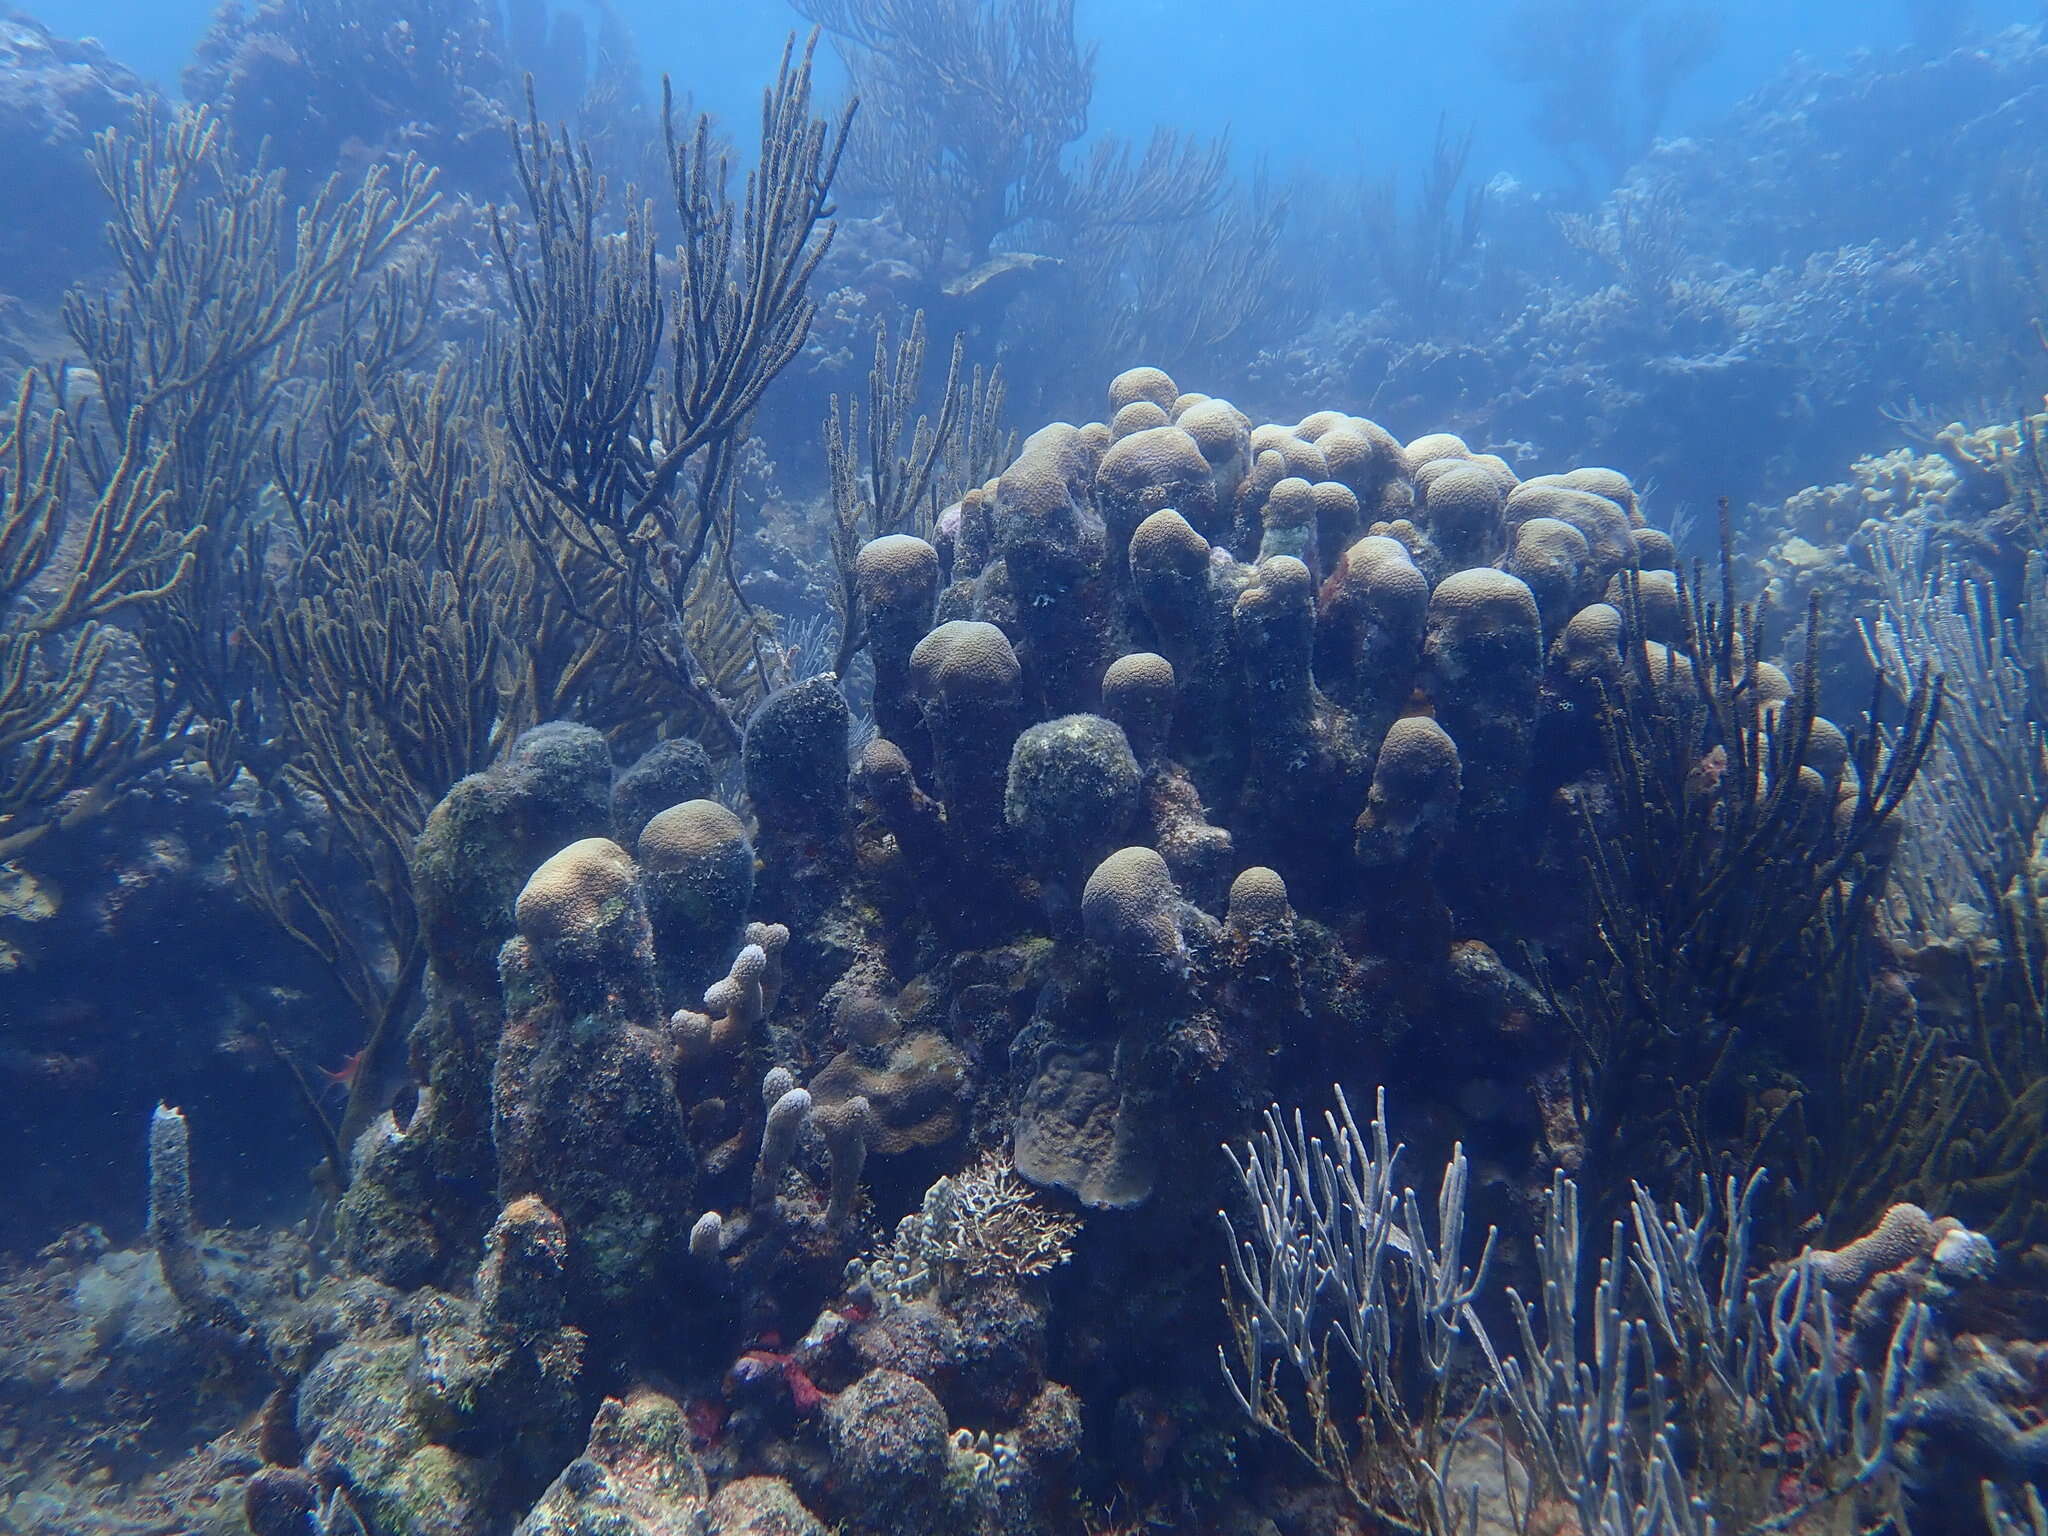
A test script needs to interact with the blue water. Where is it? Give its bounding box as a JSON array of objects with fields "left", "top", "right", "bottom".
[{"left": 60, "top": 0, "right": 2042, "bottom": 191}]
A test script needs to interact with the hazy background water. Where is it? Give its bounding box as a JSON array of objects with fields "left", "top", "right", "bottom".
[{"left": 57, "top": 0, "right": 2043, "bottom": 193}]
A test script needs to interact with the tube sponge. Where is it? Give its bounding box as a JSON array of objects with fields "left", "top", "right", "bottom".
[
  {"left": 148, "top": 1104, "right": 204, "bottom": 1310},
  {"left": 689, "top": 1210, "right": 723, "bottom": 1261},
  {"left": 148, "top": 1104, "right": 248, "bottom": 1334}
]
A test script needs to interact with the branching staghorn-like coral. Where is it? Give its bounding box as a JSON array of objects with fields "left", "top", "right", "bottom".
[{"left": 147, "top": 1105, "right": 254, "bottom": 1341}]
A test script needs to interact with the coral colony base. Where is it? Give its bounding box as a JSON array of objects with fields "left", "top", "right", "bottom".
[{"left": 4, "top": 354, "right": 2045, "bottom": 1536}]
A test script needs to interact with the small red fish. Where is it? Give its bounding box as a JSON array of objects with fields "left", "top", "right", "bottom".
[{"left": 319, "top": 1047, "right": 368, "bottom": 1089}]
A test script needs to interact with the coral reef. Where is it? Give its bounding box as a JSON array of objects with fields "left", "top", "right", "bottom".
[
  {"left": 7, "top": 6, "right": 2048, "bottom": 1530},
  {"left": 6, "top": 313, "right": 2039, "bottom": 1535}
]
